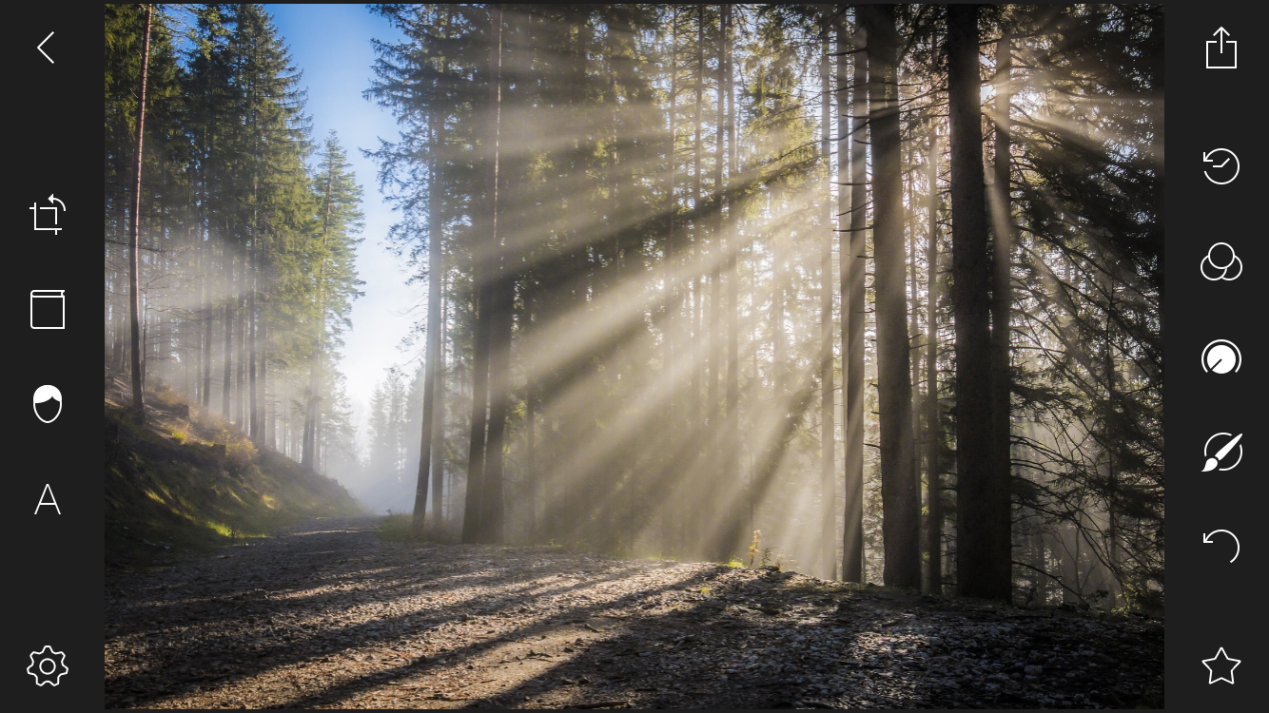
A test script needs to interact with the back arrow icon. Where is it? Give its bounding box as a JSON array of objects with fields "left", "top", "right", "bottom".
[
  {"left": 38, "top": 32, "right": 53, "bottom": 64},
  {"left": 1203, "top": 529, "right": 1240, "bottom": 562}
]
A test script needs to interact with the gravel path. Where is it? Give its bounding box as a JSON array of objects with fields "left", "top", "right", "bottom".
[{"left": 104, "top": 517, "right": 1163, "bottom": 709}]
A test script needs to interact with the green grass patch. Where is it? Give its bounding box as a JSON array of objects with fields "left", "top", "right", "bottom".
[
  {"left": 375, "top": 512, "right": 455, "bottom": 544},
  {"left": 377, "top": 512, "right": 417, "bottom": 542}
]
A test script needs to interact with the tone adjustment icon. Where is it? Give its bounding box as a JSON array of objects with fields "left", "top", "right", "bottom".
[
  {"left": 26, "top": 645, "right": 68, "bottom": 687},
  {"left": 1203, "top": 148, "right": 1240, "bottom": 186},
  {"left": 1201, "top": 339, "right": 1241, "bottom": 374},
  {"left": 1201, "top": 243, "right": 1242, "bottom": 282}
]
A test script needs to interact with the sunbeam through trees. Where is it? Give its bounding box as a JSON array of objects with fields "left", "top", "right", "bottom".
[{"left": 107, "top": 3, "right": 1163, "bottom": 612}]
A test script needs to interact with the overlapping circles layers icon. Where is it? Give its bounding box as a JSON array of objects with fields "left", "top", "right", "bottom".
[{"left": 1201, "top": 243, "right": 1242, "bottom": 281}]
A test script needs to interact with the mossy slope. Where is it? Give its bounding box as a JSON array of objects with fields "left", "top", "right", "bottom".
[{"left": 105, "top": 377, "right": 362, "bottom": 565}]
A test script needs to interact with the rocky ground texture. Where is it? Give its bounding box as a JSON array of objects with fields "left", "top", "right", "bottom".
[{"left": 105, "top": 518, "right": 1163, "bottom": 708}]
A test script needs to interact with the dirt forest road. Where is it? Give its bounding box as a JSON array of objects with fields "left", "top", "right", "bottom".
[{"left": 105, "top": 518, "right": 1163, "bottom": 709}]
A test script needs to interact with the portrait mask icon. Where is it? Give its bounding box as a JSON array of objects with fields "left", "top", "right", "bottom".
[{"left": 34, "top": 385, "right": 62, "bottom": 424}]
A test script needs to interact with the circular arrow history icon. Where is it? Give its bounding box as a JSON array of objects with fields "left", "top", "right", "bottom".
[{"left": 1203, "top": 148, "right": 1240, "bottom": 185}]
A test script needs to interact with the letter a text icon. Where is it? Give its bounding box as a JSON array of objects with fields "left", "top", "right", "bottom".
[{"left": 35, "top": 484, "right": 61, "bottom": 515}]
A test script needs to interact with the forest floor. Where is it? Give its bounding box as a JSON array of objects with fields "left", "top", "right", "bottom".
[{"left": 105, "top": 517, "right": 1163, "bottom": 709}]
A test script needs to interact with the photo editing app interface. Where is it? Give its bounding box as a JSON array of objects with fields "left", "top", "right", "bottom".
[{"left": 7, "top": 3, "right": 1260, "bottom": 711}]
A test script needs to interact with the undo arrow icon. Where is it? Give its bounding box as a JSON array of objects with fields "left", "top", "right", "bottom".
[{"left": 1203, "top": 529, "right": 1240, "bottom": 563}]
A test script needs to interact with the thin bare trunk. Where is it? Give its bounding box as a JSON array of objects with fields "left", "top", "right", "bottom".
[
  {"left": 431, "top": 278, "right": 448, "bottom": 527},
  {"left": 483, "top": 18, "right": 510, "bottom": 545},
  {"left": 661, "top": 6, "right": 680, "bottom": 557},
  {"left": 819, "top": 18, "right": 835, "bottom": 580},
  {"left": 303, "top": 146, "right": 337, "bottom": 471},
  {"left": 222, "top": 256, "right": 234, "bottom": 419},
  {"left": 990, "top": 34, "right": 1015, "bottom": 596},
  {"left": 248, "top": 241, "right": 259, "bottom": 440},
  {"left": 414, "top": 72, "right": 446, "bottom": 535},
  {"left": 723, "top": 3, "right": 739, "bottom": 556},
  {"left": 841, "top": 11, "right": 866, "bottom": 584},
  {"left": 128, "top": 4, "right": 153, "bottom": 424}
]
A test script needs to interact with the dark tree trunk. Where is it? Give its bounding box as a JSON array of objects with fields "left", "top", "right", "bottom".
[
  {"left": 462, "top": 5, "right": 503, "bottom": 545},
  {"left": 863, "top": 4, "right": 920, "bottom": 590},
  {"left": 482, "top": 275, "right": 510, "bottom": 546},
  {"left": 948, "top": 4, "right": 1010, "bottom": 602},
  {"left": 924, "top": 133, "right": 943, "bottom": 593}
]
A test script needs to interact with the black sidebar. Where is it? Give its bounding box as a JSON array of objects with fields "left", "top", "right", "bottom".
[
  {"left": 1169, "top": 4, "right": 1259, "bottom": 710},
  {"left": 11, "top": 15, "right": 102, "bottom": 709}
]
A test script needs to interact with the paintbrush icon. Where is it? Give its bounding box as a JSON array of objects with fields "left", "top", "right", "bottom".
[{"left": 1203, "top": 433, "right": 1242, "bottom": 473}]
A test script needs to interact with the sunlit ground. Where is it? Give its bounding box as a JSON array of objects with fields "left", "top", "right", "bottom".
[{"left": 104, "top": 518, "right": 1162, "bottom": 709}]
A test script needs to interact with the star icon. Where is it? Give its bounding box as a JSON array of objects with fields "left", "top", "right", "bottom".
[{"left": 1202, "top": 647, "right": 1241, "bottom": 685}]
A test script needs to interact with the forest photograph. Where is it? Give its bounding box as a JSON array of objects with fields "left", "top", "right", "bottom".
[{"left": 104, "top": 3, "right": 1164, "bottom": 708}]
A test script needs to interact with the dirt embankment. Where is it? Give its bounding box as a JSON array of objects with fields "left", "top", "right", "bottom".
[{"left": 105, "top": 372, "right": 362, "bottom": 565}]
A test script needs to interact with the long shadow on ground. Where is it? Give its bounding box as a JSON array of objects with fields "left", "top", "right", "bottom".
[{"left": 104, "top": 518, "right": 1163, "bottom": 709}]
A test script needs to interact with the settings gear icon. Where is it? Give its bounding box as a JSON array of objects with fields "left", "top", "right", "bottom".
[{"left": 27, "top": 645, "right": 68, "bottom": 687}]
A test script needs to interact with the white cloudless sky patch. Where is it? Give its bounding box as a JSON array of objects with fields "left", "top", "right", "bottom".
[{"left": 267, "top": 5, "right": 423, "bottom": 454}]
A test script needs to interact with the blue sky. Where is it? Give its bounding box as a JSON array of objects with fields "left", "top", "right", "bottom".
[{"left": 268, "top": 4, "right": 419, "bottom": 444}]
